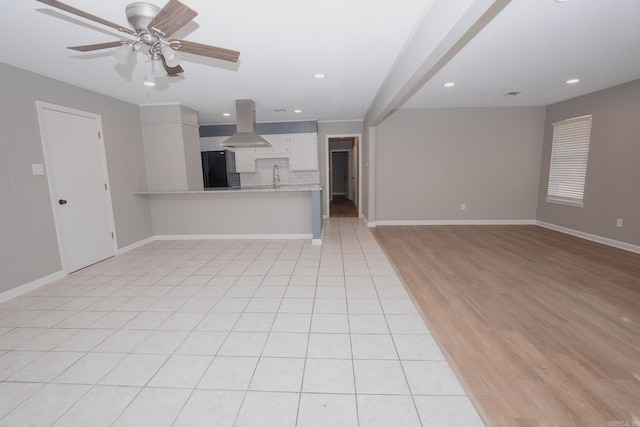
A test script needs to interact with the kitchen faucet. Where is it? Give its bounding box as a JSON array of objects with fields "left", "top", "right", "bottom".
[{"left": 273, "top": 164, "right": 280, "bottom": 187}]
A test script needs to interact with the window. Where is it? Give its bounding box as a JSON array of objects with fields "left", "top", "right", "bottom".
[{"left": 546, "top": 115, "right": 593, "bottom": 207}]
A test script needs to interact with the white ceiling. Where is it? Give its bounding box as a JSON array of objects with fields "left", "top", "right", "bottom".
[
  {"left": 1, "top": 0, "right": 639, "bottom": 124},
  {"left": 403, "top": 0, "right": 640, "bottom": 110}
]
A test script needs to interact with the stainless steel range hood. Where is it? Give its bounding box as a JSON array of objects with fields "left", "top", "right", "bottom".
[{"left": 220, "top": 99, "right": 271, "bottom": 148}]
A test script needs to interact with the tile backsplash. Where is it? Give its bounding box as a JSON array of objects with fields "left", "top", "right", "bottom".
[{"left": 240, "top": 157, "right": 319, "bottom": 187}]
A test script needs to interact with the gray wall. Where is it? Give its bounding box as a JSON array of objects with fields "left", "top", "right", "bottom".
[
  {"left": 537, "top": 79, "right": 640, "bottom": 246},
  {"left": 329, "top": 140, "right": 354, "bottom": 150},
  {"left": 0, "top": 62, "right": 152, "bottom": 293},
  {"left": 374, "top": 107, "right": 545, "bottom": 222},
  {"left": 362, "top": 126, "right": 374, "bottom": 223}
]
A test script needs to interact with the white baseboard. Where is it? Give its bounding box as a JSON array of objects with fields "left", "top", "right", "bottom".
[
  {"left": 536, "top": 221, "right": 640, "bottom": 254},
  {"left": 0, "top": 270, "right": 66, "bottom": 304},
  {"left": 4, "top": 221, "right": 635, "bottom": 307},
  {"left": 369, "top": 218, "right": 639, "bottom": 253},
  {"left": 361, "top": 215, "right": 376, "bottom": 227},
  {"left": 117, "top": 237, "right": 154, "bottom": 255},
  {"left": 146, "top": 222, "right": 637, "bottom": 255},
  {"left": 375, "top": 219, "right": 536, "bottom": 226},
  {"left": 154, "top": 233, "right": 313, "bottom": 240}
]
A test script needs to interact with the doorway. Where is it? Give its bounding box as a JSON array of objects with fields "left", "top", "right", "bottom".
[
  {"left": 37, "top": 102, "right": 117, "bottom": 273},
  {"left": 332, "top": 151, "right": 349, "bottom": 197},
  {"left": 328, "top": 136, "right": 359, "bottom": 218}
]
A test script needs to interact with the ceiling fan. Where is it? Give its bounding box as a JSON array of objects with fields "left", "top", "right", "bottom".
[{"left": 36, "top": 0, "right": 240, "bottom": 80}]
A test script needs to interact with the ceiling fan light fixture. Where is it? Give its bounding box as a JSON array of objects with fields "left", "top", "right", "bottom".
[
  {"left": 112, "top": 43, "right": 134, "bottom": 65},
  {"left": 151, "top": 55, "right": 167, "bottom": 77},
  {"left": 160, "top": 44, "right": 181, "bottom": 67},
  {"left": 37, "top": 0, "right": 241, "bottom": 83}
]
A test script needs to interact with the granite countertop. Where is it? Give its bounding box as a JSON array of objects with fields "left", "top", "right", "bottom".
[{"left": 136, "top": 184, "right": 322, "bottom": 195}]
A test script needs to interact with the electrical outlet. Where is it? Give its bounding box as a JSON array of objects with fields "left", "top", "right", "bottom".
[
  {"left": 461, "top": 203, "right": 466, "bottom": 211},
  {"left": 31, "top": 164, "right": 45, "bottom": 176},
  {"left": 616, "top": 218, "right": 623, "bottom": 228}
]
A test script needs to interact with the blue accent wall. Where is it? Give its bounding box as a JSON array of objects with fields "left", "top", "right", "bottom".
[{"left": 200, "top": 121, "right": 318, "bottom": 137}]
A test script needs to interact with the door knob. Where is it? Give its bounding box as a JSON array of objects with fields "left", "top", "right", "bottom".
[{"left": 58, "top": 199, "right": 67, "bottom": 205}]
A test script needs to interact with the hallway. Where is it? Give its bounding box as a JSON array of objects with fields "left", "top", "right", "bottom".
[{"left": 330, "top": 195, "right": 358, "bottom": 218}]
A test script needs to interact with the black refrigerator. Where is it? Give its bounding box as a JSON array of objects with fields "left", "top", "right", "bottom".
[{"left": 201, "top": 150, "right": 241, "bottom": 188}]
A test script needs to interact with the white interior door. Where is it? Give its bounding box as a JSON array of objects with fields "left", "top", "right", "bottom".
[{"left": 38, "top": 104, "right": 115, "bottom": 273}]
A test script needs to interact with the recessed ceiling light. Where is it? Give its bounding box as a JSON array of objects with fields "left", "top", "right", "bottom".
[
  {"left": 223, "top": 113, "right": 231, "bottom": 117},
  {"left": 294, "top": 109, "right": 302, "bottom": 114},
  {"left": 143, "top": 80, "right": 155, "bottom": 87},
  {"left": 566, "top": 78, "right": 580, "bottom": 84},
  {"left": 314, "top": 73, "right": 326, "bottom": 79},
  {"left": 555, "top": 0, "right": 570, "bottom": 3},
  {"left": 444, "top": 82, "right": 455, "bottom": 88}
]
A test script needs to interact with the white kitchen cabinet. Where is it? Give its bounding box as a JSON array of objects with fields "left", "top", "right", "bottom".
[
  {"left": 258, "top": 134, "right": 290, "bottom": 158},
  {"left": 289, "top": 133, "right": 318, "bottom": 171},
  {"left": 234, "top": 148, "right": 256, "bottom": 172},
  {"left": 232, "top": 133, "right": 318, "bottom": 172}
]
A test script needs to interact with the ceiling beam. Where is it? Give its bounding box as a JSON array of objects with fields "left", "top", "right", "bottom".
[{"left": 364, "top": 0, "right": 511, "bottom": 127}]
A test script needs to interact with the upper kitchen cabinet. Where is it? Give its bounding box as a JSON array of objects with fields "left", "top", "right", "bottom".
[
  {"left": 289, "top": 133, "right": 318, "bottom": 171},
  {"left": 259, "top": 134, "right": 290, "bottom": 158},
  {"left": 228, "top": 135, "right": 289, "bottom": 172},
  {"left": 141, "top": 104, "right": 203, "bottom": 191},
  {"left": 234, "top": 148, "right": 257, "bottom": 172},
  {"left": 217, "top": 132, "right": 319, "bottom": 173}
]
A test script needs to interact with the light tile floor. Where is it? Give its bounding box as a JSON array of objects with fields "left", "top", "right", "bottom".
[{"left": 0, "top": 218, "right": 485, "bottom": 426}]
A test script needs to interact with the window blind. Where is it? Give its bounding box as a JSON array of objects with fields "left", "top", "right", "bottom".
[{"left": 546, "top": 115, "right": 592, "bottom": 207}]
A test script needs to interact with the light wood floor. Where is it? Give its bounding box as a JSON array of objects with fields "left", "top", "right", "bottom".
[{"left": 372, "top": 225, "right": 640, "bottom": 427}]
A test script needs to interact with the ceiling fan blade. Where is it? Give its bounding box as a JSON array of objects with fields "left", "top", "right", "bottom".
[
  {"left": 36, "top": 0, "right": 135, "bottom": 35},
  {"left": 171, "top": 40, "right": 240, "bottom": 63},
  {"left": 161, "top": 56, "right": 184, "bottom": 76},
  {"left": 68, "top": 41, "right": 125, "bottom": 52},
  {"left": 147, "top": 0, "right": 197, "bottom": 37}
]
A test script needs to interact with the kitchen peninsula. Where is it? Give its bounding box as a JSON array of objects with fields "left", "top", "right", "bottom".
[
  {"left": 138, "top": 104, "right": 323, "bottom": 243},
  {"left": 138, "top": 185, "right": 323, "bottom": 243}
]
